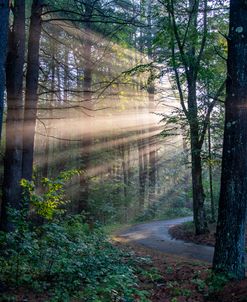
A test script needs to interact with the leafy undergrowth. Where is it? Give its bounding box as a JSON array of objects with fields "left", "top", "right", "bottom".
[
  {"left": 113, "top": 237, "right": 247, "bottom": 302},
  {"left": 0, "top": 215, "right": 150, "bottom": 302},
  {"left": 2, "top": 217, "right": 247, "bottom": 302}
]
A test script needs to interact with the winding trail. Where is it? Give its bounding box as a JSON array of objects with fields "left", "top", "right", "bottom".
[{"left": 118, "top": 217, "right": 214, "bottom": 263}]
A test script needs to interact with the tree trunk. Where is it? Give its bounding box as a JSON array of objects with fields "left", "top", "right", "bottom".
[
  {"left": 147, "top": 0, "right": 156, "bottom": 204},
  {"left": 43, "top": 44, "right": 55, "bottom": 178},
  {"left": 138, "top": 135, "right": 148, "bottom": 211},
  {"left": 138, "top": 139, "right": 145, "bottom": 210},
  {"left": 213, "top": 0, "right": 247, "bottom": 280},
  {"left": 148, "top": 86, "right": 156, "bottom": 205},
  {"left": 188, "top": 81, "right": 208, "bottom": 235},
  {"left": 0, "top": 0, "right": 25, "bottom": 232},
  {"left": 207, "top": 118, "right": 215, "bottom": 222},
  {"left": 63, "top": 47, "right": 69, "bottom": 102},
  {"left": 0, "top": 0, "right": 10, "bottom": 141},
  {"left": 22, "top": 0, "right": 43, "bottom": 181},
  {"left": 121, "top": 144, "right": 128, "bottom": 199},
  {"left": 79, "top": 1, "right": 93, "bottom": 213}
]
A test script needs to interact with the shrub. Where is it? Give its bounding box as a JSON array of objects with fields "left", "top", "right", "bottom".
[{"left": 0, "top": 172, "right": 150, "bottom": 302}]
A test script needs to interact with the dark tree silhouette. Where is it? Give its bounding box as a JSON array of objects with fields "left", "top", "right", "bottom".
[
  {"left": 1, "top": 0, "right": 25, "bottom": 231},
  {"left": 0, "top": 0, "right": 10, "bottom": 141},
  {"left": 213, "top": 0, "right": 247, "bottom": 280},
  {"left": 22, "top": 0, "right": 44, "bottom": 181}
]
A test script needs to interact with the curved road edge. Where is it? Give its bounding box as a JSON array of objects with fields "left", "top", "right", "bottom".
[{"left": 117, "top": 217, "right": 214, "bottom": 263}]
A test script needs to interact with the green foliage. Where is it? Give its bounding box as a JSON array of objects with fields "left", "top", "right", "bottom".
[
  {"left": 136, "top": 192, "right": 192, "bottom": 222},
  {"left": 206, "top": 272, "right": 229, "bottom": 294},
  {"left": 1, "top": 172, "right": 150, "bottom": 301},
  {"left": 140, "top": 267, "right": 163, "bottom": 282},
  {"left": 179, "top": 221, "right": 194, "bottom": 232},
  {"left": 167, "top": 281, "right": 192, "bottom": 298},
  {"left": 0, "top": 214, "right": 150, "bottom": 301},
  {"left": 21, "top": 169, "right": 80, "bottom": 220},
  {"left": 89, "top": 176, "right": 137, "bottom": 224},
  {"left": 192, "top": 278, "right": 206, "bottom": 292}
]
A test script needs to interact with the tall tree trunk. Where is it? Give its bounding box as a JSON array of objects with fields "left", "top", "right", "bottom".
[
  {"left": 0, "top": 0, "right": 25, "bottom": 231},
  {"left": 207, "top": 118, "right": 215, "bottom": 222},
  {"left": 182, "top": 133, "right": 190, "bottom": 207},
  {"left": 22, "top": 0, "right": 43, "bottom": 181},
  {"left": 147, "top": 0, "right": 156, "bottom": 204},
  {"left": 121, "top": 144, "right": 128, "bottom": 199},
  {"left": 43, "top": 45, "right": 55, "bottom": 178},
  {"left": 188, "top": 81, "right": 208, "bottom": 235},
  {"left": 148, "top": 86, "right": 156, "bottom": 204},
  {"left": 79, "top": 1, "right": 93, "bottom": 213},
  {"left": 138, "top": 137, "right": 148, "bottom": 211},
  {"left": 213, "top": 0, "right": 247, "bottom": 280},
  {"left": 63, "top": 47, "right": 69, "bottom": 103},
  {"left": 0, "top": 0, "right": 10, "bottom": 142}
]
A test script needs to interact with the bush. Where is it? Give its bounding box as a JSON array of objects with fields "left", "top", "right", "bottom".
[
  {"left": 0, "top": 215, "right": 150, "bottom": 301},
  {"left": 0, "top": 172, "right": 149, "bottom": 302}
]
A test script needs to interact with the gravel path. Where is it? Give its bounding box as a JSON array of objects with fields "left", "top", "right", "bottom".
[{"left": 118, "top": 217, "right": 214, "bottom": 263}]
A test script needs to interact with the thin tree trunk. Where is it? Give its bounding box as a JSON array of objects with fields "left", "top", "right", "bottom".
[
  {"left": 148, "top": 89, "right": 156, "bottom": 204},
  {"left": 43, "top": 45, "right": 55, "bottom": 178},
  {"left": 0, "top": 0, "right": 25, "bottom": 231},
  {"left": 22, "top": 0, "right": 43, "bottom": 181},
  {"left": 63, "top": 47, "right": 69, "bottom": 102},
  {"left": 138, "top": 137, "right": 148, "bottom": 211},
  {"left": 147, "top": 0, "right": 156, "bottom": 204},
  {"left": 182, "top": 133, "right": 190, "bottom": 206},
  {"left": 188, "top": 81, "right": 208, "bottom": 235},
  {"left": 121, "top": 144, "right": 128, "bottom": 199},
  {"left": 79, "top": 1, "right": 93, "bottom": 213},
  {"left": 0, "top": 0, "right": 10, "bottom": 142},
  {"left": 208, "top": 118, "right": 215, "bottom": 222},
  {"left": 213, "top": 0, "right": 247, "bottom": 280}
]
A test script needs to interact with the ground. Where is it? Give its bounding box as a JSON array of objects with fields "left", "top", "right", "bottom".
[
  {"left": 169, "top": 221, "right": 216, "bottom": 247},
  {"left": 169, "top": 220, "right": 247, "bottom": 247},
  {"left": 114, "top": 217, "right": 247, "bottom": 302},
  {"left": 113, "top": 237, "right": 247, "bottom": 302},
  {"left": 113, "top": 237, "right": 209, "bottom": 302},
  {"left": 117, "top": 217, "right": 213, "bottom": 262}
]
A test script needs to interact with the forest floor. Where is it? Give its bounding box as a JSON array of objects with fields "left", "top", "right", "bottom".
[
  {"left": 169, "top": 221, "right": 247, "bottom": 247},
  {"left": 113, "top": 238, "right": 247, "bottom": 302},
  {"left": 113, "top": 218, "right": 247, "bottom": 302},
  {"left": 169, "top": 222, "right": 216, "bottom": 247}
]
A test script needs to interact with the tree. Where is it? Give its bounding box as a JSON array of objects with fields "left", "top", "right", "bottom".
[
  {"left": 213, "top": 0, "right": 247, "bottom": 280},
  {"left": 0, "top": 0, "right": 10, "bottom": 141},
  {"left": 22, "top": 0, "right": 44, "bottom": 181},
  {"left": 78, "top": 0, "right": 94, "bottom": 213},
  {"left": 167, "top": 0, "right": 209, "bottom": 234},
  {"left": 0, "top": 0, "right": 26, "bottom": 231},
  {"left": 156, "top": 0, "right": 226, "bottom": 234}
]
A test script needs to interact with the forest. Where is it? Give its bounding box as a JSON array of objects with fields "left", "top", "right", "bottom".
[{"left": 0, "top": 0, "right": 247, "bottom": 301}]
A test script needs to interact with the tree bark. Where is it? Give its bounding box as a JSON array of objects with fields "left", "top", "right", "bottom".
[
  {"left": 213, "top": 0, "right": 247, "bottom": 280},
  {"left": 79, "top": 0, "right": 93, "bottom": 213},
  {"left": 138, "top": 136, "right": 148, "bottom": 211},
  {"left": 148, "top": 85, "right": 156, "bottom": 205},
  {"left": 188, "top": 80, "right": 208, "bottom": 235},
  {"left": 22, "top": 0, "right": 43, "bottom": 181},
  {"left": 207, "top": 118, "right": 215, "bottom": 222},
  {"left": 147, "top": 0, "right": 157, "bottom": 205},
  {"left": 0, "top": 0, "right": 10, "bottom": 141},
  {"left": 168, "top": 0, "right": 209, "bottom": 235},
  {"left": 0, "top": 0, "right": 25, "bottom": 231}
]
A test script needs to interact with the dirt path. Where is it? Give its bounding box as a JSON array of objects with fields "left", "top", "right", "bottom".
[{"left": 117, "top": 217, "right": 214, "bottom": 263}]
